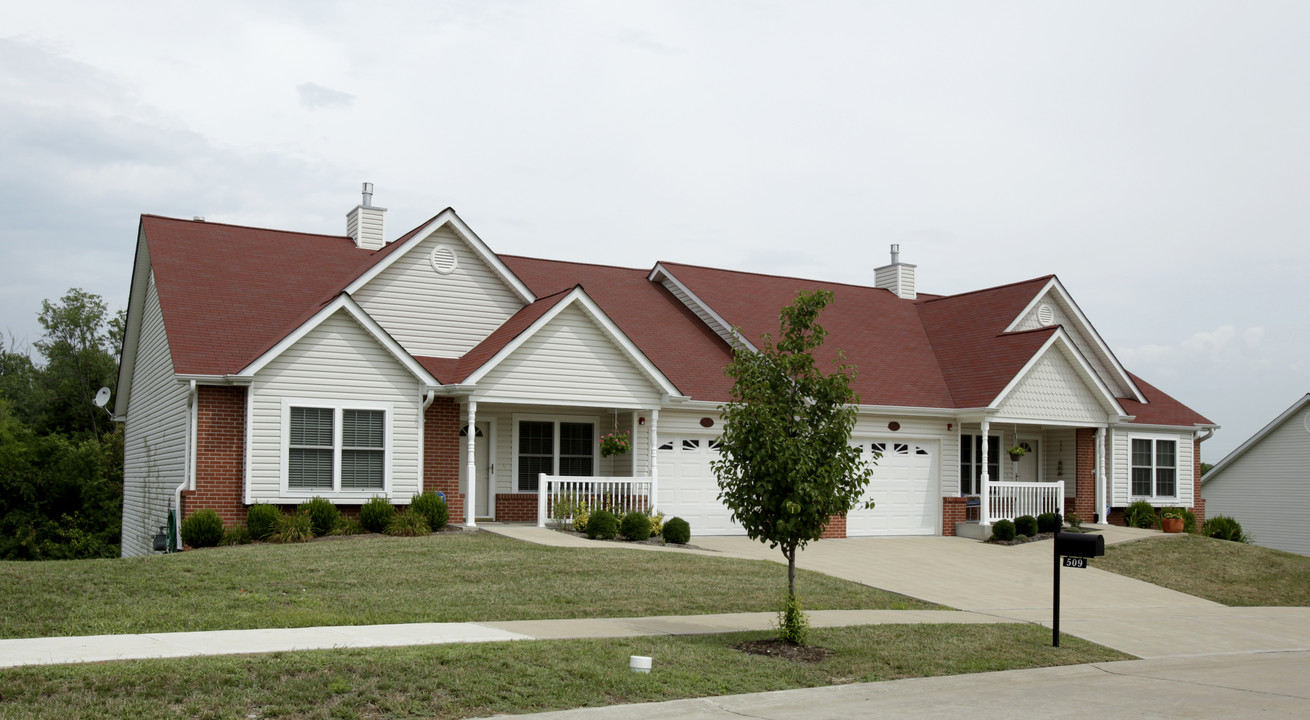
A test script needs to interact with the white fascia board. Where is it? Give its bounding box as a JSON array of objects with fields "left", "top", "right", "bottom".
[
  {"left": 1202, "top": 393, "right": 1309, "bottom": 484},
  {"left": 1006, "top": 277, "right": 1146, "bottom": 404},
  {"left": 114, "top": 224, "right": 153, "bottom": 418},
  {"left": 465, "top": 394, "right": 665, "bottom": 411},
  {"left": 236, "top": 294, "right": 440, "bottom": 387},
  {"left": 462, "top": 287, "right": 683, "bottom": 399},
  {"left": 989, "top": 329, "right": 1128, "bottom": 419},
  {"left": 344, "top": 209, "right": 536, "bottom": 305},
  {"left": 648, "top": 263, "right": 756, "bottom": 352}
]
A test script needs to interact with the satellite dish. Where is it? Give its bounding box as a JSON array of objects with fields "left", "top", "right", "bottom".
[{"left": 93, "top": 387, "right": 111, "bottom": 408}]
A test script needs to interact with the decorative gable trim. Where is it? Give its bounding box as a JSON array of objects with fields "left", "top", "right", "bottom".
[
  {"left": 462, "top": 286, "right": 683, "bottom": 399},
  {"left": 990, "top": 328, "right": 1127, "bottom": 423},
  {"left": 1006, "top": 277, "right": 1146, "bottom": 403},
  {"left": 345, "top": 208, "right": 535, "bottom": 305},
  {"left": 648, "top": 263, "right": 756, "bottom": 352},
  {"left": 1202, "top": 393, "right": 1310, "bottom": 484},
  {"left": 237, "top": 294, "right": 439, "bottom": 387},
  {"left": 114, "top": 222, "right": 154, "bottom": 419}
]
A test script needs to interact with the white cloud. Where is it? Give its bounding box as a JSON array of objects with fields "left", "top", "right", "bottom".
[{"left": 297, "top": 82, "right": 354, "bottom": 109}]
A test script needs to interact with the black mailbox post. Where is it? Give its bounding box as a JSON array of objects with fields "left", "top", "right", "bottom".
[{"left": 1052, "top": 531, "right": 1105, "bottom": 647}]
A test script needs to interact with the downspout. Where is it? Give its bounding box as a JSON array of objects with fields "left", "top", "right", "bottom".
[{"left": 175, "top": 380, "right": 198, "bottom": 551}]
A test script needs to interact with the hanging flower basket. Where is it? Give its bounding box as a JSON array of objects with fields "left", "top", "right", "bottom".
[
  {"left": 601, "top": 430, "right": 630, "bottom": 458},
  {"left": 1007, "top": 445, "right": 1026, "bottom": 461}
]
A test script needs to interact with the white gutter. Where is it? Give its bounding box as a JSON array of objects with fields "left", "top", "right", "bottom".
[{"left": 175, "top": 380, "right": 198, "bottom": 552}]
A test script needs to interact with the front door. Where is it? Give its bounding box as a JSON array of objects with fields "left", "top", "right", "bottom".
[{"left": 1014, "top": 439, "right": 1039, "bottom": 483}]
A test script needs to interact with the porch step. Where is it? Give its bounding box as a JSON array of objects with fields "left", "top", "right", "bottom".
[{"left": 954, "top": 521, "right": 991, "bottom": 541}]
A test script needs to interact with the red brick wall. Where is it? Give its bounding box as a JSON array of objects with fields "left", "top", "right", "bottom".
[
  {"left": 820, "top": 514, "right": 846, "bottom": 539},
  {"left": 424, "top": 398, "right": 465, "bottom": 522},
  {"left": 182, "top": 386, "right": 247, "bottom": 528},
  {"left": 496, "top": 493, "right": 538, "bottom": 522},
  {"left": 1067, "top": 428, "right": 1096, "bottom": 521},
  {"left": 942, "top": 497, "right": 969, "bottom": 536},
  {"left": 1190, "top": 438, "right": 1206, "bottom": 525}
]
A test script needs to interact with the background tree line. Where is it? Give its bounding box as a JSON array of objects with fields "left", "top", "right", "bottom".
[{"left": 0, "top": 289, "right": 124, "bottom": 560}]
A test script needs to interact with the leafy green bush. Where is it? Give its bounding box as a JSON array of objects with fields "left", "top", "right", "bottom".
[
  {"left": 297, "top": 497, "right": 339, "bottom": 537},
  {"left": 385, "top": 509, "right": 431, "bottom": 537},
  {"left": 775, "top": 593, "right": 810, "bottom": 645},
  {"left": 331, "top": 517, "right": 366, "bottom": 535},
  {"left": 1014, "top": 515, "right": 1038, "bottom": 537},
  {"left": 620, "top": 512, "right": 651, "bottom": 541},
  {"left": 663, "top": 517, "right": 690, "bottom": 544},
  {"left": 1183, "top": 508, "right": 1197, "bottom": 534},
  {"left": 180, "top": 509, "right": 224, "bottom": 548},
  {"left": 572, "top": 502, "right": 590, "bottom": 534},
  {"left": 246, "top": 503, "right": 281, "bottom": 541},
  {"left": 1124, "top": 500, "right": 1158, "bottom": 529},
  {"left": 1202, "top": 515, "right": 1248, "bottom": 543},
  {"left": 550, "top": 494, "right": 578, "bottom": 531},
  {"left": 1036, "top": 512, "right": 1062, "bottom": 534},
  {"left": 647, "top": 511, "right": 664, "bottom": 537},
  {"left": 1066, "top": 512, "right": 1084, "bottom": 531},
  {"left": 410, "top": 492, "right": 448, "bottom": 531},
  {"left": 274, "top": 511, "right": 313, "bottom": 543},
  {"left": 990, "top": 519, "right": 1016, "bottom": 542},
  {"left": 220, "top": 526, "right": 252, "bottom": 546},
  {"left": 586, "top": 510, "right": 618, "bottom": 540},
  {"left": 359, "top": 496, "right": 395, "bottom": 533}
]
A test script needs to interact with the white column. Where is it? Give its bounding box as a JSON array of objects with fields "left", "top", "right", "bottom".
[
  {"left": 465, "top": 401, "right": 477, "bottom": 528},
  {"left": 649, "top": 408, "right": 660, "bottom": 512},
  {"left": 1096, "top": 426, "right": 1107, "bottom": 523},
  {"left": 979, "top": 418, "right": 991, "bottom": 525}
]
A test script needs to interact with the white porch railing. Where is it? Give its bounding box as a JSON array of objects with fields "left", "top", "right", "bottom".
[
  {"left": 988, "top": 482, "right": 1064, "bottom": 522},
  {"left": 537, "top": 474, "right": 653, "bottom": 528}
]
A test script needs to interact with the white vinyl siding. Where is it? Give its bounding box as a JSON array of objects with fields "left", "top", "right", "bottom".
[
  {"left": 1112, "top": 430, "right": 1193, "bottom": 507},
  {"left": 994, "top": 346, "right": 1109, "bottom": 425},
  {"left": 1204, "top": 409, "right": 1310, "bottom": 556},
  {"left": 352, "top": 226, "right": 524, "bottom": 358},
  {"left": 1014, "top": 291, "right": 1133, "bottom": 399},
  {"left": 121, "top": 273, "right": 189, "bottom": 557},
  {"left": 476, "top": 305, "right": 663, "bottom": 407},
  {"left": 248, "top": 310, "right": 421, "bottom": 502}
]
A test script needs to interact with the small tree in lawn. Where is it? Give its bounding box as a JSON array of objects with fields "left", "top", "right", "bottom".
[{"left": 711, "top": 289, "right": 873, "bottom": 644}]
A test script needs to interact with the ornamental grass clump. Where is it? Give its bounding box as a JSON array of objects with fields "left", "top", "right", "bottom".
[
  {"left": 246, "top": 503, "right": 281, "bottom": 541},
  {"left": 298, "top": 496, "right": 340, "bottom": 537},
  {"left": 359, "top": 496, "right": 395, "bottom": 533},
  {"left": 1124, "top": 500, "right": 1158, "bottom": 529},
  {"left": 620, "top": 512, "right": 651, "bottom": 541},
  {"left": 1202, "top": 515, "right": 1248, "bottom": 543},
  {"left": 180, "top": 509, "right": 224, "bottom": 548},
  {"left": 410, "top": 492, "right": 448, "bottom": 531},
  {"left": 274, "top": 511, "right": 314, "bottom": 543},
  {"left": 385, "top": 509, "right": 431, "bottom": 537}
]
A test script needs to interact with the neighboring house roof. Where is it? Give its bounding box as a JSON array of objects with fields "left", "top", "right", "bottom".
[
  {"left": 1202, "top": 393, "right": 1310, "bottom": 483},
  {"left": 128, "top": 211, "right": 1211, "bottom": 427}
]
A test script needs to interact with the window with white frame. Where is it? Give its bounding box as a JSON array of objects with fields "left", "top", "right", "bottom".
[
  {"left": 959, "top": 434, "right": 999, "bottom": 496},
  {"left": 515, "top": 417, "right": 597, "bottom": 492},
  {"left": 285, "top": 402, "right": 389, "bottom": 493},
  {"left": 1131, "top": 438, "right": 1177, "bottom": 498}
]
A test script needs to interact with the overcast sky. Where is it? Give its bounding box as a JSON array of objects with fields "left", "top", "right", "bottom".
[{"left": 3, "top": 1, "right": 1306, "bottom": 461}]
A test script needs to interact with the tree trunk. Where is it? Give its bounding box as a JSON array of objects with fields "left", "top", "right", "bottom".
[{"left": 785, "top": 542, "right": 797, "bottom": 600}]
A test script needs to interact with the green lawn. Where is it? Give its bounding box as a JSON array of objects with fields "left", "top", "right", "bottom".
[
  {"left": 0, "top": 624, "right": 1129, "bottom": 720},
  {"left": 0, "top": 532, "right": 936, "bottom": 639},
  {"left": 1096, "top": 534, "right": 1310, "bottom": 606}
]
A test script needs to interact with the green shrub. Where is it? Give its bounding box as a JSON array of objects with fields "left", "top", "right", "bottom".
[
  {"left": 180, "top": 509, "right": 224, "bottom": 548},
  {"left": 410, "top": 492, "right": 449, "bottom": 531},
  {"left": 990, "top": 519, "right": 1016, "bottom": 542},
  {"left": 775, "top": 593, "right": 810, "bottom": 646},
  {"left": 246, "top": 503, "right": 281, "bottom": 541},
  {"left": 1036, "top": 512, "right": 1062, "bottom": 534},
  {"left": 331, "top": 517, "right": 366, "bottom": 535},
  {"left": 1182, "top": 508, "right": 1197, "bottom": 534},
  {"left": 274, "top": 511, "right": 313, "bottom": 543},
  {"left": 647, "top": 510, "right": 664, "bottom": 537},
  {"left": 663, "top": 517, "right": 690, "bottom": 544},
  {"left": 385, "top": 509, "right": 431, "bottom": 537},
  {"left": 1202, "top": 515, "right": 1248, "bottom": 543},
  {"left": 586, "top": 510, "right": 618, "bottom": 540},
  {"left": 220, "top": 526, "right": 252, "bottom": 546},
  {"left": 359, "top": 496, "right": 395, "bottom": 533},
  {"left": 572, "top": 502, "right": 590, "bottom": 534},
  {"left": 297, "top": 497, "right": 339, "bottom": 537},
  {"left": 620, "top": 512, "right": 652, "bottom": 541},
  {"left": 1014, "top": 515, "right": 1038, "bottom": 537},
  {"left": 1124, "top": 500, "right": 1158, "bottom": 529},
  {"left": 550, "top": 494, "right": 578, "bottom": 531},
  {"left": 1066, "top": 512, "right": 1084, "bottom": 531}
]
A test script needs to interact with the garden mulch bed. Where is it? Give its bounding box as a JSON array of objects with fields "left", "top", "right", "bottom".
[
  {"left": 555, "top": 529, "right": 715, "bottom": 552},
  {"left": 734, "top": 639, "right": 835, "bottom": 663}
]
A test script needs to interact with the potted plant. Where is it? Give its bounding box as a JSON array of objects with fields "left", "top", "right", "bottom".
[
  {"left": 1007, "top": 445, "right": 1027, "bottom": 462},
  {"left": 1160, "top": 509, "right": 1184, "bottom": 534},
  {"left": 601, "top": 430, "right": 630, "bottom": 458}
]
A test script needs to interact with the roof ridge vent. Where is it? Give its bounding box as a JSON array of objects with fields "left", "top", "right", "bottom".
[
  {"left": 874, "top": 243, "right": 917, "bottom": 300},
  {"left": 346, "top": 182, "right": 386, "bottom": 250}
]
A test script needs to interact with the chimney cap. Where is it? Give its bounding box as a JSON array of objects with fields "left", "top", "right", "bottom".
[{"left": 362, "top": 182, "right": 374, "bottom": 207}]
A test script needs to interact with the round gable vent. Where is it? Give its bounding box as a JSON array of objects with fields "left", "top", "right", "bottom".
[
  {"left": 1037, "top": 304, "right": 1055, "bottom": 326},
  {"left": 430, "top": 245, "right": 458, "bottom": 275}
]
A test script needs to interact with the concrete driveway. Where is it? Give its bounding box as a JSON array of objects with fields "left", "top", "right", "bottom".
[{"left": 693, "top": 530, "right": 1310, "bottom": 659}]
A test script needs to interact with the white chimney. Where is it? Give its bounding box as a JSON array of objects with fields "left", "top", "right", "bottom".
[
  {"left": 874, "top": 243, "right": 917, "bottom": 299},
  {"left": 346, "top": 182, "right": 386, "bottom": 250}
]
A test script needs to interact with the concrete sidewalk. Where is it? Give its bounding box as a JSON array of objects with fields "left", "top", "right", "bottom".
[{"left": 0, "top": 609, "right": 1007, "bottom": 669}]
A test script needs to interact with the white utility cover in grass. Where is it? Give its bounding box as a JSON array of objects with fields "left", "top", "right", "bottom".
[{"left": 845, "top": 439, "right": 938, "bottom": 536}]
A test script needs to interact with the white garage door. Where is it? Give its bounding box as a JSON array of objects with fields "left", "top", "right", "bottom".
[
  {"left": 656, "top": 436, "right": 745, "bottom": 535},
  {"left": 847, "top": 439, "right": 938, "bottom": 536}
]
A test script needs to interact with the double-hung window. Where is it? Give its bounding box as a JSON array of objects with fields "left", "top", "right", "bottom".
[
  {"left": 285, "top": 401, "right": 389, "bottom": 493},
  {"left": 959, "top": 435, "right": 999, "bottom": 496},
  {"left": 1131, "top": 438, "right": 1176, "bottom": 498},
  {"left": 514, "top": 416, "right": 596, "bottom": 492}
]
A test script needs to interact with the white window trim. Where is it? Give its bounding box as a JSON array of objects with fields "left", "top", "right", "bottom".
[
  {"left": 1128, "top": 434, "right": 1180, "bottom": 502},
  {"left": 280, "top": 398, "right": 394, "bottom": 500},
  {"left": 511, "top": 413, "right": 600, "bottom": 493}
]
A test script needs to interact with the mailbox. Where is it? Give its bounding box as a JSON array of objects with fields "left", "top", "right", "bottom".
[{"left": 1054, "top": 531, "right": 1104, "bottom": 558}]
